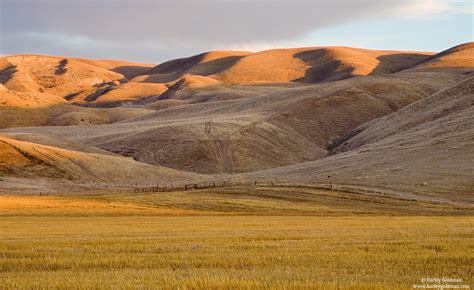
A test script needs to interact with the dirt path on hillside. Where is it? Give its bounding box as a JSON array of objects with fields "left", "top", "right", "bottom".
[{"left": 204, "top": 121, "right": 234, "bottom": 174}]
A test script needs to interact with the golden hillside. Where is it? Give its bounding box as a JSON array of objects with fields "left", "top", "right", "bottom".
[{"left": 0, "top": 43, "right": 472, "bottom": 197}]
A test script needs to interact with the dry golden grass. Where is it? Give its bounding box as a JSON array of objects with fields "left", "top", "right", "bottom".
[
  {"left": 85, "top": 186, "right": 473, "bottom": 216},
  {"left": 1, "top": 186, "right": 472, "bottom": 217},
  {"left": 0, "top": 186, "right": 472, "bottom": 288},
  {"left": 0, "top": 195, "right": 208, "bottom": 216},
  {"left": 0, "top": 215, "right": 472, "bottom": 289}
]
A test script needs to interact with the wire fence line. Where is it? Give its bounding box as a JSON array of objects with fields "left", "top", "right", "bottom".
[{"left": 130, "top": 179, "right": 337, "bottom": 193}]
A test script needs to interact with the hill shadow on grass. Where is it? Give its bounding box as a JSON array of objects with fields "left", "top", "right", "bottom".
[
  {"left": 0, "top": 65, "right": 17, "bottom": 84},
  {"left": 54, "top": 59, "right": 68, "bottom": 75},
  {"left": 111, "top": 65, "right": 155, "bottom": 80},
  {"left": 143, "top": 54, "right": 246, "bottom": 83},
  {"left": 292, "top": 49, "right": 432, "bottom": 83},
  {"left": 292, "top": 49, "right": 353, "bottom": 83},
  {"left": 372, "top": 53, "right": 432, "bottom": 75}
]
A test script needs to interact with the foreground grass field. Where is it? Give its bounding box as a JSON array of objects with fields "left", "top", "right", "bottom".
[
  {"left": 1, "top": 216, "right": 472, "bottom": 289},
  {"left": 0, "top": 187, "right": 472, "bottom": 289}
]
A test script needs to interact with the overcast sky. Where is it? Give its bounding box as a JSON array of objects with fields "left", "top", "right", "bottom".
[{"left": 0, "top": 0, "right": 472, "bottom": 63}]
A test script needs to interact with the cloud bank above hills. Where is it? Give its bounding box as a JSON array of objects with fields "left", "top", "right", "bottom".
[{"left": 1, "top": 0, "right": 471, "bottom": 62}]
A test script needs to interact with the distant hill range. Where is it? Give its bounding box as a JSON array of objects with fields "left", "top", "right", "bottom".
[{"left": 0, "top": 42, "right": 473, "bottom": 202}]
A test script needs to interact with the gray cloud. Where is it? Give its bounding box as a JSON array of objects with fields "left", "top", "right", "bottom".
[{"left": 0, "top": 0, "right": 451, "bottom": 62}]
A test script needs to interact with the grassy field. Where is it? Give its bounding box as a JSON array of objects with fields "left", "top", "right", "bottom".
[
  {"left": 0, "top": 186, "right": 473, "bottom": 289},
  {"left": 2, "top": 186, "right": 472, "bottom": 216}
]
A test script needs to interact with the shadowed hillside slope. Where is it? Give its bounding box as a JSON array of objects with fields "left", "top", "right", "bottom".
[
  {"left": 247, "top": 76, "right": 474, "bottom": 201},
  {"left": 0, "top": 134, "right": 199, "bottom": 183}
]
